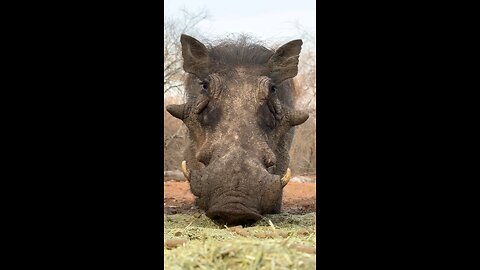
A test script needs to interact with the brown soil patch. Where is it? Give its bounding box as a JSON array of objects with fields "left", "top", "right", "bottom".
[{"left": 164, "top": 178, "right": 316, "bottom": 215}]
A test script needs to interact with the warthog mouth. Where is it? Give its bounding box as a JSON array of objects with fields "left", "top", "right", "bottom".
[{"left": 206, "top": 202, "right": 262, "bottom": 226}]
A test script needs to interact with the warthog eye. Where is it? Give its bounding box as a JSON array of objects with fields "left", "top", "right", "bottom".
[
  {"left": 270, "top": 85, "right": 277, "bottom": 93},
  {"left": 200, "top": 81, "right": 209, "bottom": 92}
]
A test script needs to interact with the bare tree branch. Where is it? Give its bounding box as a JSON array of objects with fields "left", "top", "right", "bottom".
[
  {"left": 164, "top": 125, "right": 186, "bottom": 149},
  {"left": 164, "top": 9, "right": 209, "bottom": 96}
]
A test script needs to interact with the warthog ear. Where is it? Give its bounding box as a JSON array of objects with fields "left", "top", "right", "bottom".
[
  {"left": 288, "top": 110, "right": 309, "bottom": 126},
  {"left": 166, "top": 103, "right": 188, "bottom": 120},
  {"left": 180, "top": 34, "right": 210, "bottom": 80},
  {"left": 268, "top": 39, "right": 303, "bottom": 83}
]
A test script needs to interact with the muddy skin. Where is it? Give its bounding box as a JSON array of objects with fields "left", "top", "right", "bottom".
[{"left": 167, "top": 34, "right": 309, "bottom": 226}]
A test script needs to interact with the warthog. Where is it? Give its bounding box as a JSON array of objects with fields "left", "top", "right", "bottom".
[{"left": 167, "top": 34, "right": 309, "bottom": 225}]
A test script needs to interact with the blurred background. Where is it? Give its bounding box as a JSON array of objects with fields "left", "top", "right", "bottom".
[{"left": 164, "top": 0, "right": 316, "bottom": 176}]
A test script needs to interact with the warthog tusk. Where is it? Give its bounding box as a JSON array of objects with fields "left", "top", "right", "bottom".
[
  {"left": 281, "top": 168, "right": 291, "bottom": 188},
  {"left": 181, "top": 160, "right": 190, "bottom": 180}
]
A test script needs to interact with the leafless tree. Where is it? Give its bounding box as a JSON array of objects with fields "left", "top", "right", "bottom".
[
  {"left": 164, "top": 9, "right": 209, "bottom": 95},
  {"left": 287, "top": 24, "right": 316, "bottom": 175},
  {"left": 294, "top": 24, "right": 316, "bottom": 115},
  {"left": 164, "top": 9, "right": 210, "bottom": 170}
]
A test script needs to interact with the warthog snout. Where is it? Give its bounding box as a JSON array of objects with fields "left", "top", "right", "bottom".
[{"left": 206, "top": 203, "right": 262, "bottom": 226}]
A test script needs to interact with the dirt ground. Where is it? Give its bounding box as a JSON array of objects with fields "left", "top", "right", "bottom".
[{"left": 164, "top": 178, "right": 316, "bottom": 215}]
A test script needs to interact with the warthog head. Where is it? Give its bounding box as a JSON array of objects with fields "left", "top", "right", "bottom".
[{"left": 167, "top": 34, "right": 309, "bottom": 225}]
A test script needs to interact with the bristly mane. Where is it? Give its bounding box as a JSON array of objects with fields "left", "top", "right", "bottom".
[{"left": 207, "top": 35, "right": 274, "bottom": 68}]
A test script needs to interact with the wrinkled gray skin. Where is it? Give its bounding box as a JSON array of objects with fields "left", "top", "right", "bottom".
[{"left": 167, "top": 34, "right": 309, "bottom": 226}]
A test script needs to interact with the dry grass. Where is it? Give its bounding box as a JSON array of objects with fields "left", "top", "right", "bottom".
[{"left": 164, "top": 213, "right": 316, "bottom": 269}]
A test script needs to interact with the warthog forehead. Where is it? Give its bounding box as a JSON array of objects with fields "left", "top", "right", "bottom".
[{"left": 215, "top": 73, "right": 271, "bottom": 102}]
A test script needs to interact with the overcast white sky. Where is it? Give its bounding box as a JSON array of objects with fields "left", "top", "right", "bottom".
[{"left": 165, "top": 0, "right": 315, "bottom": 43}]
